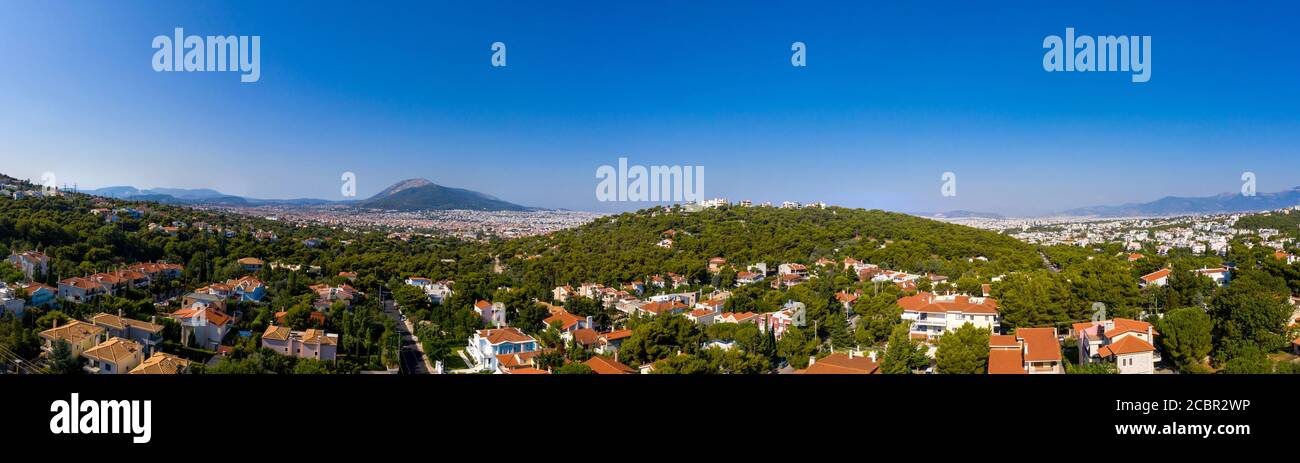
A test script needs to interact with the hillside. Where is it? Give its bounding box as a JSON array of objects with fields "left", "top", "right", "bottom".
[{"left": 497, "top": 205, "right": 1044, "bottom": 286}]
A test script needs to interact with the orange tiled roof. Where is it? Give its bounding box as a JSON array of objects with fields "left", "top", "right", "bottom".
[
  {"left": 988, "top": 349, "right": 1027, "bottom": 374},
  {"left": 1098, "top": 335, "right": 1156, "bottom": 357},
  {"left": 795, "top": 352, "right": 879, "bottom": 374},
  {"left": 585, "top": 356, "right": 636, "bottom": 374},
  {"left": 1015, "top": 327, "right": 1061, "bottom": 362},
  {"left": 897, "top": 292, "right": 998, "bottom": 315}
]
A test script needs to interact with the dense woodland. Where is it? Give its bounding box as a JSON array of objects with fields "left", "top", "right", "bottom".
[{"left": 2, "top": 175, "right": 1299, "bottom": 374}]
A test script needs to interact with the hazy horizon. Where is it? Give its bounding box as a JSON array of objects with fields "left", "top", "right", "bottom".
[{"left": 2, "top": 1, "right": 1298, "bottom": 216}]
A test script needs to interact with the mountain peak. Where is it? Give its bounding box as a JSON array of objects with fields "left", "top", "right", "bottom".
[
  {"left": 358, "top": 178, "right": 526, "bottom": 211},
  {"left": 369, "top": 178, "right": 433, "bottom": 199}
]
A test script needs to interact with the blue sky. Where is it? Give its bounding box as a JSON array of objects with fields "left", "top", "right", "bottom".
[{"left": 0, "top": 1, "right": 1296, "bottom": 216}]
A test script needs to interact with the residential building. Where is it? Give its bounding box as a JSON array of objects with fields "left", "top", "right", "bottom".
[
  {"left": 795, "top": 351, "right": 879, "bottom": 374},
  {"left": 0, "top": 283, "right": 25, "bottom": 317},
  {"left": 237, "top": 257, "right": 264, "bottom": 272},
  {"left": 474, "top": 300, "right": 508, "bottom": 328},
  {"left": 230, "top": 275, "right": 268, "bottom": 302},
  {"left": 57, "top": 276, "right": 108, "bottom": 304},
  {"left": 897, "top": 292, "right": 1000, "bottom": 339},
  {"left": 22, "top": 282, "right": 56, "bottom": 307},
  {"left": 595, "top": 329, "right": 632, "bottom": 354},
  {"left": 542, "top": 308, "right": 590, "bottom": 334},
  {"left": 1139, "top": 268, "right": 1171, "bottom": 288},
  {"left": 129, "top": 352, "right": 192, "bottom": 374},
  {"left": 171, "top": 296, "right": 233, "bottom": 349},
  {"left": 261, "top": 325, "right": 339, "bottom": 361},
  {"left": 7, "top": 251, "right": 50, "bottom": 280},
  {"left": 585, "top": 355, "right": 636, "bottom": 374},
  {"left": 81, "top": 337, "right": 145, "bottom": 375},
  {"left": 988, "top": 328, "right": 1063, "bottom": 374},
  {"left": 467, "top": 327, "right": 538, "bottom": 372},
  {"left": 1074, "top": 318, "right": 1160, "bottom": 374},
  {"left": 38, "top": 320, "right": 106, "bottom": 357},
  {"left": 90, "top": 312, "right": 164, "bottom": 355},
  {"left": 1193, "top": 267, "right": 1231, "bottom": 287}
]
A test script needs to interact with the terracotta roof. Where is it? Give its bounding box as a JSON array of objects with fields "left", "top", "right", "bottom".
[
  {"left": 300, "top": 329, "right": 337, "bottom": 345},
  {"left": 989, "top": 335, "right": 1019, "bottom": 349},
  {"left": 23, "top": 282, "right": 56, "bottom": 294},
  {"left": 571, "top": 328, "right": 599, "bottom": 346},
  {"left": 503, "top": 367, "right": 550, "bottom": 374},
  {"left": 90, "top": 313, "right": 163, "bottom": 333},
  {"left": 477, "top": 327, "right": 535, "bottom": 345},
  {"left": 1140, "top": 268, "right": 1171, "bottom": 283},
  {"left": 585, "top": 356, "right": 636, "bottom": 374},
  {"left": 82, "top": 337, "right": 142, "bottom": 365},
  {"left": 39, "top": 320, "right": 104, "bottom": 345},
  {"left": 988, "top": 349, "right": 1027, "bottom": 374},
  {"left": 1098, "top": 335, "right": 1156, "bottom": 357},
  {"left": 639, "top": 300, "right": 688, "bottom": 315},
  {"left": 599, "top": 329, "right": 633, "bottom": 342},
  {"left": 688, "top": 309, "right": 715, "bottom": 317},
  {"left": 262, "top": 325, "right": 292, "bottom": 341},
  {"left": 544, "top": 310, "right": 585, "bottom": 330},
  {"left": 129, "top": 352, "right": 191, "bottom": 374},
  {"left": 897, "top": 292, "right": 998, "bottom": 315},
  {"left": 795, "top": 352, "right": 879, "bottom": 374},
  {"left": 171, "top": 305, "right": 231, "bottom": 327},
  {"left": 1015, "top": 327, "right": 1061, "bottom": 362},
  {"left": 495, "top": 350, "right": 540, "bottom": 369},
  {"left": 1104, "top": 318, "right": 1158, "bottom": 339}
]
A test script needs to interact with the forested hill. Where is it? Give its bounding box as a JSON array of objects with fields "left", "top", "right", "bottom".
[{"left": 495, "top": 205, "right": 1044, "bottom": 287}]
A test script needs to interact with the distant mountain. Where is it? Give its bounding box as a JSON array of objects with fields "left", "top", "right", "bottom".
[
  {"left": 356, "top": 179, "right": 527, "bottom": 211},
  {"left": 85, "top": 186, "right": 231, "bottom": 201},
  {"left": 1061, "top": 187, "right": 1300, "bottom": 217},
  {"left": 82, "top": 178, "right": 528, "bottom": 211}
]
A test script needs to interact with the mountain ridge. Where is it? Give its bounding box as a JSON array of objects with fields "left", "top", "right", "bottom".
[{"left": 81, "top": 178, "right": 530, "bottom": 211}]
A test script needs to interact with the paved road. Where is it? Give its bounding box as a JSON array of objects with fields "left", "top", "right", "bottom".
[{"left": 382, "top": 300, "right": 430, "bottom": 374}]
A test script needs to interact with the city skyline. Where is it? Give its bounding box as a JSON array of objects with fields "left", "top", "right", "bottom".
[{"left": 1, "top": 1, "right": 1298, "bottom": 215}]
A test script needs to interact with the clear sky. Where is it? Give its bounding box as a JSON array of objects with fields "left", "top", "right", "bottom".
[{"left": 0, "top": 1, "right": 1297, "bottom": 216}]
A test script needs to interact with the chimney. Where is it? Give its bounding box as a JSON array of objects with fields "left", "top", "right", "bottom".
[
  {"left": 808, "top": 355, "right": 817, "bottom": 366},
  {"left": 868, "top": 351, "right": 877, "bottom": 362},
  {"left": 118, "top": 308, "right": 123, "bottom": 318},
  {"left": 151, "top": 315, "right": 157, "bottom": 325}
]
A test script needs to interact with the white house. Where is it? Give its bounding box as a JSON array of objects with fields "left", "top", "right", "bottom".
[
  {"left": 467, "top": 327, "right": 538, "bottom": 372},
  {"left": 171, "top": 296, "right": 233, "bottom": 349},
  {"left": 1193, "top": 267, "right": 1231, "bottom": 287},
  {"left": 81, "top": 337, "right": 145, "bottom": 375},
  {"left": 897, "top": 292, "right": 1000, "bottom": 339},
  {"left": 1139, "top": 268, "right": 1171, "bottom": 288},
  {"left": 1074, "top": 318, "right": 1159, "bottom": 374}
]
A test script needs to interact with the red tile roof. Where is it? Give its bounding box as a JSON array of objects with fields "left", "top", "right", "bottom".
[
  {"left": 1140, "top": 268, "right": 1171, "bottom": 283},
  {"left": 1015, "top": 327, "right": 1061, "bottom": 362},
  {"left": 897, "top": 292, "right": 998, "bottom": 315},
  {"left": 584, "top": 356, "right": 636, "bottom": 374},
  {"left": 795, "top": 352, "right": 879, "bottom": 374},
  {"left": 1098, "top": 335, "right": 1156, "bottom": 357},
  {"left": 988, "top": 349, "right": 1027, "bottom": 374}
]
